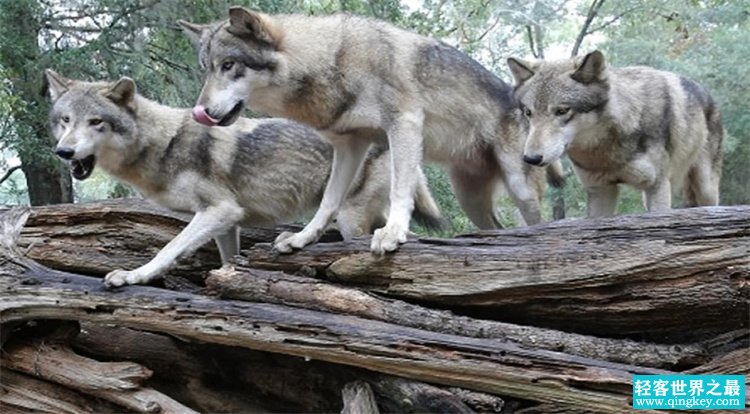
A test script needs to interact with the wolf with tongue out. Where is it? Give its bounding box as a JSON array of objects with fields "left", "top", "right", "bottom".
[
  {"left": 179, "top": 7, "right": 558, "bottom": 256},
  {"left": 45, "top": 70, "right": 444, "bottom": 287}
]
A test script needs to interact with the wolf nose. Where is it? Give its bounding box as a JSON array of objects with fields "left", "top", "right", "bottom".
[
  {"left": 55, "top": 147, "right": 75, "bottom": 160},
  {"left": 523, "top": 154, "right": 544, "bottom": 166}
]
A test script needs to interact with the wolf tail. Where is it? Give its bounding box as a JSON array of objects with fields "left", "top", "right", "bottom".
[{"left": 411, "top": 174, "right": 448, "bottom": 231}]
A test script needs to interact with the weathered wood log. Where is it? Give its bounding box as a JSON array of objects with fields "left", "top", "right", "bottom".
[
  {"left": 242, "top": 206, "right": 750, "bottom": 341},
  {"left": 1, "top": 262, "right": 662, "bottom": 413},
  {"left": 0, "top": 369, "right": 125, "bottom": 414},
  {"left": 2, "top": 336, "right": 199, "bottom": 413},
  {"left": 15, "top": 198, "right": 332, "bottom": 282},
  {"left": 207, "top": 263, "right": 708, "bottom": 369},
  {"left": 15, "top": 199, "right": 750, "bottom": 342},
  {"left": 342, "top": 381, "right": 381, "bottom": 414},
  {"left": 73, "top": 323, "right": 514, "bottom": 413}
]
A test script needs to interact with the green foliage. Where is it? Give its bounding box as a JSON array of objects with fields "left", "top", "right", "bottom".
[{"left": 0, "top": 0, "right": 746, "bottom": 222}]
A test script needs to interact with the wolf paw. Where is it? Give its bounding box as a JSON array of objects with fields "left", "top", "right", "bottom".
[
  {"left": 370, "top": 225, "right": 408, "bottom": 255},
  {"left": 274, "top": 231, "right": 317, "bottom": 254},
  {"left": 104, "top": 269, "right": 149, "bottom": 288}
]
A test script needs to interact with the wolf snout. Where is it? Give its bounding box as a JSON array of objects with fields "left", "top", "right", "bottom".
[
  {"left": 55, "top": 147, "right": 75, "bottom": 160},
  {"left": 523, "top": 154, "right": 545, "bottom": 166},
  {"left": 192, "top": 105, "right": 219, "bottom": 126}
]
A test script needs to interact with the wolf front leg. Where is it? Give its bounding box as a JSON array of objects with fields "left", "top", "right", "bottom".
[
  {"left": 586, "top": 184, "right": 619, "bottom": 218},
  {"left": 274, "top": 137, "right": 371, "bottom": 253},
  {"left": 371, "top": 109, "right": 425, "bottom": 254},
  {"left": 104, "top": 201, "right": 244, "bottom": 287},
  {"left": 644, "top": 179, "right": 672, "bottom": 212},
  {"left": 498, "top": 151, "right": 542, "bottom": 226}
]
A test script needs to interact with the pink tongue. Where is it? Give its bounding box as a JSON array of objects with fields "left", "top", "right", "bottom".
[{"left": 192, "top": 105, "right": 219, "bottom": 126}]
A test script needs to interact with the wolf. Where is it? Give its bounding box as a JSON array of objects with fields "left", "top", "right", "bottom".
[
  {"left": 507, "top": 50, "right": 722, "bottom": 216},
  {"left": 46, "top": 70, "right": 443, "bottom": 287},
  {"left": 178, "top": 8, "right": 555, "bottom": 255}
]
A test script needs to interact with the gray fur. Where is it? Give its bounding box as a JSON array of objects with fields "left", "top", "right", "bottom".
[
  {"left": 181, "top": 9, "right": 558, "bottom": 254},
  {"left": 508, "top": 50, "right": 723, "bottom": 215},
  {"left": 46, "top": 70, "right": 443, "bottom": 287}
]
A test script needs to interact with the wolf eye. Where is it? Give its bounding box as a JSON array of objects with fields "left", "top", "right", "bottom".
[
  {"left": 89, "top": 118, "right": 103, "bottom": 126},
  {"left": 61, "top": 116, "right": 70, "bottom": 123},
  {"left": 221, "top": 61, "right": 235, "bottom": 72},
  {"left": 555, "top": 107, "right": 571, "bottom": 116},
  {"left": 523, "top": 107, "right": 532, "bottom": 117}
]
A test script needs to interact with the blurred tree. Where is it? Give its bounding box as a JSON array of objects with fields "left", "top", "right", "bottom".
[{"left": 0, "top": 0, "right": 73, "bottom": 205}]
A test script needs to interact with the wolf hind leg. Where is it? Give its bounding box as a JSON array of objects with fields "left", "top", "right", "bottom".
[
  {"left": 450, "top": 167, "right": 501, "bottom": 229},
  {"left": 275, "top": 138, "right": 371, "bottom": 253},
  {"left": 371, "top": 109, "right": 424, "bottom": 255},
  {"left": 683, "top": 162, "right": 720, "bottom": 207},
  {"left": 644, "top": 179, "right": 672, "bottom": 212},
  {"left": 214, "top": 225, "right": 240, "bottom": 262}
]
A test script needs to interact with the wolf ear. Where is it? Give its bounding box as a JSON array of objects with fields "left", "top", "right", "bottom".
[
  {"left": 46, "top": 69, "right": 73, "bottom": 101},
  {"left": 178, "top": 20, "right": 210, "bottom": 46},
  {"left": 571, "top": 50, "right": 605, "bottom": 84},
  {"left": 105, "top": 77, "right": 137, "bottom": 110},
  {"left": 227, "top": 7, "right": 277, "bottom": 46},
  {"left": 507, "top": 58, "right": 535, "bottom": 85}
]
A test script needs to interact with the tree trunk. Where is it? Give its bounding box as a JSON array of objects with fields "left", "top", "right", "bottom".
[{"left": 0, "top": 0, "right": 74, "bottom": 206}]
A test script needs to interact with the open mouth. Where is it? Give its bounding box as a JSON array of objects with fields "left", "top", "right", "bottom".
[
  {"left": 217, "top": 100, "right": 244, "bottom": 126},
  {"left": 71, "top": 155, "right": 96, "bottom": 180}
]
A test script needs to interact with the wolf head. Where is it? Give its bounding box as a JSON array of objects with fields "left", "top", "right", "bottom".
[
  {"left": 507, "top": 50, "right": 610, "bottom": 167},
  {"left": 46, "top": 70, "right": 138, "bottom": 180},
  {"left": 179, "top": 7, "right": 282, "bottom": 127}
]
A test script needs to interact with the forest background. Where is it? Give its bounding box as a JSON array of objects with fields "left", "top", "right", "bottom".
[{"left": 0, "top": 0, "right": 747, "bottom": 234}]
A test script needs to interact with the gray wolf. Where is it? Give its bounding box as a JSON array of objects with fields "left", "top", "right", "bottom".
[
  {"left": 46, "top": 70, "right": 443, "bottom": 287},
  {"left": 178, "top": 8, "right": 552, "bottom": 255},
  {"left": 507, "top": 50, "right": 722, "bottom": 216}
]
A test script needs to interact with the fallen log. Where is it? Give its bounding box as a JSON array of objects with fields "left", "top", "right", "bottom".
[
  {"left": 2, "top": 328, "right": 198, "bottom": 413},
  {"left": 1, "top": 231, "right": 667, "bottom": 414},
  {"left": 5, "top": 200, "right": 749, "bottom": 412},
  {"left": 207, "top": 262, "right": 708, "bottom": 369},
  {"left": 73, "top": 323, "right": 511, "bottom": 413},
  {"left": 243, "top": 206, "right": 750, "bottom": 341},
  {"left": 16, "top": 200, "right": 748, "bottom": 341},
  {"left": 15, "top": 198, "right": 328, "bottom": 284},
  {"left": 0, "top": 370, "right": 124, "bottom": 414}
]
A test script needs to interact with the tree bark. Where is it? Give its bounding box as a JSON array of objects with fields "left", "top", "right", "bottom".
[
  {"left": 243, "top": 206, "right": 750, "bottom": 341},
  {"left": 207, "top": 263, "right": 708, "bottom": 369},
  {"left": 0, "top": 369, "right": 125, "bottom": 414},
  {"left": 0, "top": 264, "right": 662, "bottom": 412},
  {"left": 15, "top": 200, "right": 750, "bottom": 341},
  {"left": 72, "top": 323, "right": 514, "bottom": 413}
]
